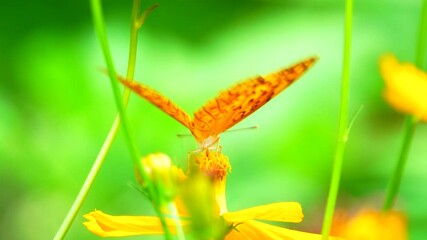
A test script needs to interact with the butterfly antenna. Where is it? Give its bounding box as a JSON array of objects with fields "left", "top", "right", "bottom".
[
  {"left": 223, "top": 125, "right": 259, "bottom": 135},
  {"left": 177, "top": 133, "right": 193, "bottom": 138}
]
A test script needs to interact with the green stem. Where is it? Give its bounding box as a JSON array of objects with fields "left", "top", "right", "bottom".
[
  {"left": 382, "top": 117, "right": 417, "bottom": 211},
  {"left": 90, "top": 0, "right": 148, "bottom": 197},
  {"left": 382, "top": 0, "right": 427, "bottom": 212},
  {"left": 125, "top": 1, "right": 159, "bottom": 82},
  {"left": 127, "top": 1, "right": 174, "bottom": 238},
  {"left": 169, "top": 202, "right": 185, "bottom": 240},
  {"left": 53, "top": 1, "right": 171, "bottom": 240},
  {"left": 53, "top": 117, "right": 121, "bottom": 240},
  {"left": 89, "top": 0, "right": 141, "bottom": 165},
  {"left": 416, "top": 0, "right": 427, "bottom": 69},
  {"left": 54, "top": 2, "right": 138, "bottom": 238},
  {"left": 321, "top": 0, "right": 353, "bottom": 238},
  {"left": 90, "top": 1, "right": 172, "bottom": 239}
]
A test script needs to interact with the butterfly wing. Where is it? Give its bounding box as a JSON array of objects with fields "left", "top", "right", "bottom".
[
  {"left": 264, "top": 57, "right": 318, "bottom": 98},
  {"left": 190, "top": 76, "right": 275, "bottom": 143},
  {"left": 119, "top": 77, "right": 192, "bottom": 129},
  {"left": 191, "top": 57, "right": 318, "bottom": 143}
]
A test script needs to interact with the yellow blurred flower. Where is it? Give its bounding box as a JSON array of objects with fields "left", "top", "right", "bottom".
[
  {"left": 332, "top": 208, "right": 407, "bottom": 240},
  {"left": 380, "top": 54, "right": 427, "bottom": 121},
  {"left": 84, "top": 151, "right": 340, "bottom": 239}
]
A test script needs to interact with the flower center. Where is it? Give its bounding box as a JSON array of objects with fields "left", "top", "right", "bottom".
[{"left": 191, "top": 149, "right": 231, "bottom": 180}]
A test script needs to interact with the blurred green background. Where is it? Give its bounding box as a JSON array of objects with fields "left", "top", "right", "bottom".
[{"left": 1, "top": 0, "right": 426, "bottom": 239}]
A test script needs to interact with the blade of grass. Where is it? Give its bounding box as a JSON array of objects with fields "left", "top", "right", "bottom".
[{"left": 321, "top": 0, "right": 353, "bottom": 238}]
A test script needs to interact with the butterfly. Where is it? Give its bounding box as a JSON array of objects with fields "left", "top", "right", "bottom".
[{"left": 119, "top": 57, "right": 318, "bottom": 149}]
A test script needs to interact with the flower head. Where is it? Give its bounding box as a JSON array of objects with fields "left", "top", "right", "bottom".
[
  {"left": 380, "top": 54, "right": 427, "bottom": 121},
  {"left": 84, "top": 151, "right": 341, "bottom": 239}
]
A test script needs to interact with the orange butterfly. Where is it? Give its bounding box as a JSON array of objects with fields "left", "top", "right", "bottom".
[{"left": 119, "top": 57, "right": 317, "bottom": 149}]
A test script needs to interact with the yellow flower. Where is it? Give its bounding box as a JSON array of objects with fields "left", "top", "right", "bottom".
[
  {"left": 380, "top": 54, "right": 427, "bottom": 121},
  {"left": 332, "top": 208, "right": 407, "bottom": 240},
  {"left": 84, "top": 151, "right": 341, "bottom": 239}
]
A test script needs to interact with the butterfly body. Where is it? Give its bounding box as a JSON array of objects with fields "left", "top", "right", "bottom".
[{"left": 120, "top": 56, "right": 318, "bottom": 149}]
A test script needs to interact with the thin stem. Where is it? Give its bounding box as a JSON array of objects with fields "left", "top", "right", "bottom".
[
  {"left": 90, "top": 0, "right": 140, "bottom": 161},
  {"left": 53, "top": 117, "right": 121, "bottom": 240},
  {"left": 90, "top": 0, "right": 147, "bottom": 196},
  {"left": 321, "top": 0, "right": 353, "bottom": 238},
  {"left": 416, "top": 0, "right": 427, "bottom": 69},
  {"left": 382, "top": 0, "right": 427, "bottom": 211},
  {"left": 130, "top": 3, "right": 182, "bottom": 238},
  {"left": 54, "top": 1, "right": 170, "bottom": 240},
  {"left": 90, "top": 1, "right": 172, "bottom": 239},
  {"left": 54, "top": 1, "right": 140, "bottom": 238},
  {"left": 169, "top": 202, "right": 185, "bottom": 240},
  {"left": 127, "top": 1, "right": 174, "bottom": 237},
  {"left": 383, "top": 117, "right": 417, "bottom": 211}
]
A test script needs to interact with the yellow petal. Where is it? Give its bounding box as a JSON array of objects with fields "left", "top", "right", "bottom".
[
  {"left": 172, "top": 165, "right": 188, "bottom": 182},
  {"left": 222, "top": 202, "right": 303, "bottom": 223},
  {"left": 380, "top": 54, "right": 427, "bottom": 121},
  {"left": 83, "top": 210, "right": 188, "bottom": 237},
  {"left": 225, "top": 220, "right": 290, "bottom": 240},
  {"left": 225, "top": 220, "right": 342, "bottom": 240}
]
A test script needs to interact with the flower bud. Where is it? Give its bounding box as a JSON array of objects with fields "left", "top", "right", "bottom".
[{"left": 136, "top": 153, "right": 177, "bottom": 202}]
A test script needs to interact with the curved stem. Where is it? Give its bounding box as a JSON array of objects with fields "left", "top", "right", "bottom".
[
  {"left": 137, "top": 3, "right": 159, "bottom": 29},
  {"left": 321, "top": 0, "right": 353, "bottom": 238}
]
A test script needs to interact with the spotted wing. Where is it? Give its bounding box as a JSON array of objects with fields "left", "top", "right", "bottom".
[
  {"left": 191, "top": 57, "right": 318, "bottom": 142},
  {"left": 119, "top": 77, "right": 192, "bottom": 129}
]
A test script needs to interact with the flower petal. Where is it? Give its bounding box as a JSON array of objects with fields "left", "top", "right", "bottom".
[
  {"left": 380, "top": 54, "right": 427, "bottom": 121},
  {"left": 83, "top": 210, "right": 188, "bottom": 237},
  {"left": 222, "top": 202, "right": 303, "bottom": 223},
  {"left": 225, "top": 220, "right": 290, "bottom": 240},
  {"left": 226, "top": 220, "right": 342, "bottom": 240}
]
